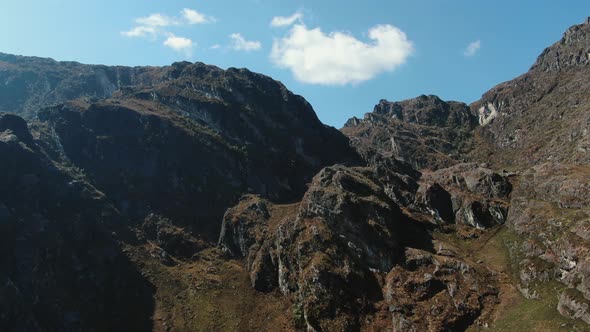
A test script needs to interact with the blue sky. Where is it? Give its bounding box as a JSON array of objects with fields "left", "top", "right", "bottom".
[{"left": 1, "top": 0, "right": 590, "bottom": 127}]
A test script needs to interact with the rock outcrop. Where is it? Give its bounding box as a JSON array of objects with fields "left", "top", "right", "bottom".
[
  {"left": 220, "top": 165, "right": 498, "bottom": 331},
  {"left": 384, "top": 247, "right": 497, "bottom": 331},
  {"left": 415, "top": 163, "right": 512, "bottom": 229},
  {"left": 342, "top": 95, "right": 477, "bottom": 170},
  {"left": 221, "top": 166, "right": 405, "bottom": 330}
]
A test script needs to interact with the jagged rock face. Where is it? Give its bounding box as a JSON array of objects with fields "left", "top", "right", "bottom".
[
  {"left": 220, "top": 165, "right": 499, "bottom": 331},
  {"left": 384, "top": 248, "right": 497, "bottom": 331},
  {"left": 221, "top": 166, "right": 404, "bottom": 330},
  {"left": 218, "top": 195, "right": 284, "bottom": 292},
  {"left": 531, "top": 22, "right": 590, "bottom": 72},
  {"left": 0, "top": 52, "right": 165, "bottom": 118},
  {"left": 33, "top": 61, "right": 358, "bottom": 238},
  {"left": 558, "top": 289, "right": 590, "bottom": 324},
  {"left": 415, "top": 163, "right": 512, "bottom": 229},
  {"left": 342, "top": 95, "right": 477, "bottom": 170},
  {"left": 506, "top": 163, "right": 590, "bottom": 302},
  {"left": 470, "top": 22, "right": 590, "bottom": 168},
  {"left": 0, "top": 113, "right": 154, "bottom": 331},
  {"left": 38, "top": 100, "right": 247, "bottom": 238}
]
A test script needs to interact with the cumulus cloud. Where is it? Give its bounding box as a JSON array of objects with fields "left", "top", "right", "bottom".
[
  {"left": 229, "top": 33, "right": 262, "bottom": 51},
  {"left": 136, "top": 13, "right": 178, "bottom": 27},
  {"left": 270, "top": 12, "right": 303, "bottom": 27},
  {"left": 464, "top": 40, "right": 481, "bottom": 57},
  {"left": 182, "top": 8, "right": 215, "bottom": 24},
  {"left": 270, "top": 24, "right": 413, "bottom": 85},
  {"left": 122, "top": 13, "right": 176, "bottom": 38},
  {"left": 163, "top": 34, "right": 194, "bottom": 55},
  {"left": 121, "top": 8, "right": 214, "bottom": 40},
  {"left": 121, "top": 25, "right": 158, "bottom": 38}
]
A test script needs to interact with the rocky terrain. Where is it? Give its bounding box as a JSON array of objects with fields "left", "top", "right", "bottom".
[
  {"left": 0, "top": 18, "right": 589, "bottom": 332},
  {"left": 0, "top": 52, "right": 163, "bottom": 119},
  {"left": 342, "top": 95, "right": 477, "bottom": 170},
  {"left": 219, "top": 166, "right": 499, "bottom": 331},
  {"left": 469, "top": 21, "right": 590, "bottom": 168}
]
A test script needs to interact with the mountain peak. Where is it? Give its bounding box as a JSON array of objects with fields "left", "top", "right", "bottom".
[{"left": 531, "top": 20, "right": 590, "bottom": 72}]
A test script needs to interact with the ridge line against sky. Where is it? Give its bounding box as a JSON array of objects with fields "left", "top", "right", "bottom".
[{"left": 1, "top": 0, "right": 590, "bottom": 127}]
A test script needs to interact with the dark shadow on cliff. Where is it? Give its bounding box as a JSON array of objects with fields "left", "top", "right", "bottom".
[
  {"left": 0, "top": 113, "right": 155, "bottom": 331},
  {"left": 398, "top": 212, "right": 437, "bottom": 254},
  {"left": 0, "top": 220, "right": 156, "bottom": 332}
]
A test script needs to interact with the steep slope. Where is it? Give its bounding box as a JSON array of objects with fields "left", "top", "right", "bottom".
[
  {"left": 33, "top": 61, "right": 359, "bottom": 238},
  {"left": 470, "top": 20, "right": 590, "bottom": 168},
  {"left": 465, "top": 20, "right": 590, "bottom": 328},
  {"left": 0, "top": 113, "right": 154, "bottom": 331}
]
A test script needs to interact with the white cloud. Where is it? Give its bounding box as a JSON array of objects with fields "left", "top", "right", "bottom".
[
  {"left": 182, "top": 8, "right": 215, "bottom": 24},
  {"left": 270, "top": 24, "right": 413, "bottom": 85},
  {"left": 164, "top": 34, "right": 194, "bottom": 55},
  {"left": 464, "top": 40, "right": 481, "bottom": 57},
  {"left": 136, "top": 13, "right": 178, "bottom": 27},
  {"left": 122, "top": 9, "right": 214, "bottom": 40},
  {"left": 121, "top": 13, "right": 177, "bottom": 38},
  {"left": 210, "top": 44, "right": 221, "bottom": 49},
  {"left": 270, "top": 12, "right": 303, "bottom": 27},
  {"left": 121, "top": 25, "right": 158, "bottom": 38},
  {"left": 229, "top": 33, "right": 262, "bottom": 51}
]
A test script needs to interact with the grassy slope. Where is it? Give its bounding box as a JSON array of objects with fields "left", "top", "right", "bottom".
[
  {"left": 435, "top": 226, "right": 589, "bottom": 331},
  {"left": 122, "top": 244, "right": 296, "bottom": 332}
]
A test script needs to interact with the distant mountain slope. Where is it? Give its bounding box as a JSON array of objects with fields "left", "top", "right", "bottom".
[{"left": 0, "top": 52, "right": 167, "bottom": 118}]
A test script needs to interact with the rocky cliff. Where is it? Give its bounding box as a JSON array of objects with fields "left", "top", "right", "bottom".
[
  {"left": 0, "top": 52, "right": 166, "bottom": 119},
  {"left": 469, "top": 21, "right": 590, "bottom": 168},
  {"left": 0, "top": 113, "right": 154, "bottom": 331}
]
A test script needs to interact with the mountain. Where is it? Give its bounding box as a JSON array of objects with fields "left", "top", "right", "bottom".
[
  {"left": 33, "top": 61, "right": 360, "bottom": 238},
  {"left": 469, "top": 20, "right": 590, "bottom": 327},
  {"left": 469, "top": 20, "right": 590, "bottom": 168},
  {"left": 340, "top": 18, "right": 590, "bottom": 330},
  {"left": 342, "top": 95, "right": 477, "bottom": 170},
  {"left": 0, "top": 52, "right": 163, "bottom": 119},
  {"left": 1, "top": 19, "right": 589, "bottom": 332},
  {"left": 0, "top": 59, "right": 359, "bottom": 330}
]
